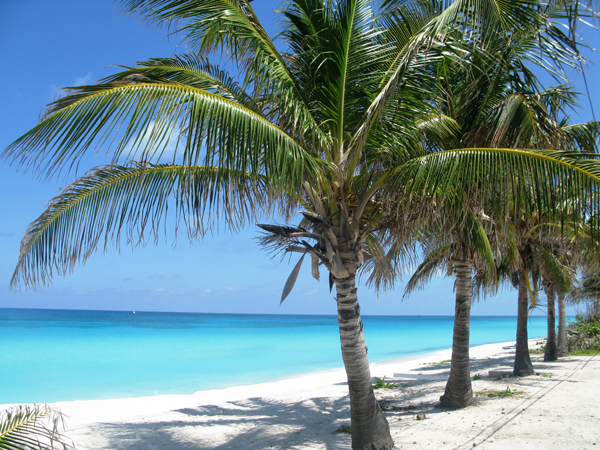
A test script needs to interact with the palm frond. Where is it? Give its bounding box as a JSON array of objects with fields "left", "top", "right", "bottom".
[
  {"left": 11, "top": 163, "right": 273, "bottom": 290},
  {"left": 120, "top": 0, "right": 324, "bottom": 144},
  {"left": 3, "top": 82, "right": 323, "bottom": 189},
  {"left": 403, "top": 243, "right": 449, "bottom": 297},
  {"left": 393, "top": 148, "right": 600, "bottom": 238},
  {"left": 0, "top": 404, "right": 74, "bottom": 450}
]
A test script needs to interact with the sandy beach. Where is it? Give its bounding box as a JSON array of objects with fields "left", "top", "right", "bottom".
[{"left": 5, "top": 340, "right": 599, "bottom": 449}]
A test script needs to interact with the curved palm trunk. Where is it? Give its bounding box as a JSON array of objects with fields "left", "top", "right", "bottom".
[
  {"left": 334, "top": 271, "right": 393, "bottom": 450},
  {"left": 440, "top": 260, "right": 473, "bottom": 409},
  {"left": 544, "top": 288, "right": 557, "bottom": 361},
  {"left": 514, "top": 269, "right": 534, "bottom": 376},
  {"left": 557, "top": 291, "right": 567, "bottom": 357}
]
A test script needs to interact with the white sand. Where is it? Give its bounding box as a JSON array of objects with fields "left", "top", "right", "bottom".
[{"left": 5, "top": 340, "right": 599, "bottom": 449}]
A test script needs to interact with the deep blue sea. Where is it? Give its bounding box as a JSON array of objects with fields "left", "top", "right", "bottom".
[{"left": 0, "top": 309, "right": 554, "bottom": 404}]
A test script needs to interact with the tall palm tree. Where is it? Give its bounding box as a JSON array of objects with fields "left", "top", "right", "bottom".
[
  {"left": 3, "top": 0, "right": 600, "bottom": 447},
  {"left": 405, "top": 205, "right": 497, "bottom": 409},
  {"left": 402, "top": 12, "right": 598, "bottom": 402}
]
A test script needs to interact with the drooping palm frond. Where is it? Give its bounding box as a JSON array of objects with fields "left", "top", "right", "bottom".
[
  {"left": 403, "top": 242, "right": 450, "bottom": 297},
  {"left": 104, "top": 54, "right": 256, "bottom": 108},
  {"left": 393, "top": 148, "right": 600, "bottom": 235},
  {"left": 11, "top": 163, "right": 274, "bottom": 289},
  {"left": 0, "top": 404, "right": 74, "bottom": 450},
  {"left": 120, "top": 0, "right": 325, "bottom": 145},
  {"left": 2, "top": 80, "right": 324, "bottom": 188}
]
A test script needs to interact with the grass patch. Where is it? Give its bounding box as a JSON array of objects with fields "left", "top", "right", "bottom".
[
  {"left": 568, "top": 348, "right": 600, "bottom": 356},
  {"left": 378, "top": 401, "right": 390, "bottom": 411},
  {"left": 372, "top": 377, "right": 399, "bottom": 389},
  {"left": 540, "top": 372, "right": 553, "bottom": 378},
  {"left": 476, "top": 387, "right": 520, "bottom": 398},
  {"left": 473, "top": 372, "right": 483, "bottom": 380},
  {"left": 336, "top": 425, "right": 351, "bottom": 433},
  {"left": 422, "top": 359, "right": 451, "bottom": 366}
]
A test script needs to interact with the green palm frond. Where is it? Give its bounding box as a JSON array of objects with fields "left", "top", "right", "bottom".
[
  {"left": 3, "top": 82, "right": 323, "bottom": 187},
  {"left": 404, "top": 243, "right": 450, "bottom": 297},
  {"left": 120, "top": 0, "right": 324, "bottom": 143},
  {"left": 11, "top": 163, "right": 273, "bottom": 290},
  {"left": 540, "top": 247, "right": 577, "bottom": 294},
  {"left": 0, "top": 404, "right": 73, "bottom": 450},
  {"left": 394, "top": 148, "right": 600, "bottom": 233},
  {"left": 103, "top": 54, "right": 256, "bottom": 107},
  {"left": 562, "top": 122, "right": 600, "bottom": 152}
]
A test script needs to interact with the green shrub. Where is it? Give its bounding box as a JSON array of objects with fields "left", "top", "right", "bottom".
[
  {"left": 567, "top": 315, "right": 600, "bottom": 353},
  {"left": 372, "top": 377, "right": 399, "bottom": 389},
  {"left": 577, "top": 320, "right": 600, "bottom": 337}
]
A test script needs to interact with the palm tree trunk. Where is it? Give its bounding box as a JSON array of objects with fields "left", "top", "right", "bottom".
[
  {"left": 514, "top": 269, "right": 534, "bottom": 376},
  {"left": 544, "top": 287, "right": 557, "bottom": 361},
  {"left": 335, "top": 271, "right": 393, "bottom": 450},
  {"left": 440, "top": 260, "right": 473, "bottom": 409},
  {"left": 557, "top": 291, "right": 567, "bottom": 357}
]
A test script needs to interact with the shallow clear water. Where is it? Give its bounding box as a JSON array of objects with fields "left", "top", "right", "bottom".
[{"left": 0, "top": 309, "right": 552, "bottom": 404}]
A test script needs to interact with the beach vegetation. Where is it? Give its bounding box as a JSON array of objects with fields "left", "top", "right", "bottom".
[
  {"left": 372, "top": 377, "right": 399, "bottom": 390},
  {"left": 476, "top": 387, "right": 520, "bottom": 398},
  {"left": 0, "top": 404, "right": 74, "bottom": 450},
  {"left": 567, "top": 348, "right": 600, "bottom": 356},
  {"left": 336, "top": 425, "right": 352, "bottom": 434},
  {"left": 3, "top": 0, "right": 600, "bottom": 448},
  {"left": 566, "top": 314, "right": 600, "bottom": 352},
  {"left": 422, "top": 360, "right": 451, "bottom": 366},
  {"left": 378, "top": 402, "right": 391, "bottom": 411}
]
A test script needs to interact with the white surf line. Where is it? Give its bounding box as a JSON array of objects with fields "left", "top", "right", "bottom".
[{"left": 453, "top": 355, "right": 596, "bottom": 450}]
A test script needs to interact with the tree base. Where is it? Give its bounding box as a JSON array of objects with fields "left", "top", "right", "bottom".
[{"left": 440, "top": 390, "right": 473, "bottom": 409}]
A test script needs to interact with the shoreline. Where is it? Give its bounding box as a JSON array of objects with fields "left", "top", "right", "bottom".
[
  {"left": 5, "top": 339, "right": 599, "bottom": 449},
  {"left": 0, "top": 340, "right": 516, "bottom": 426}
]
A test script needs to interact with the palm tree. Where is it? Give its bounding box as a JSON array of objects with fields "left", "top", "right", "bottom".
[
  {"left": 544, "top": 282, "right": 559, "bottom": 361},
  {"left": 3, "top": 0, "right": 600, "bottom": 447},
  {"left": 405, "top": 205, "right": 497, "bottom": 409},
  {"left": 402, "top": 13, "right": 598, "bottom": 403}
]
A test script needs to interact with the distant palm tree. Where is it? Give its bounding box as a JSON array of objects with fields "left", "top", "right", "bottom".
[
  {"left": 3, "top": 0, "right": 600, "bottom": 447},
  {"left": 403, "top": 14, "right": 598, "bottom": 403},
  {"left": 405, "top": 206, "right": 496, "bottom": 409}
]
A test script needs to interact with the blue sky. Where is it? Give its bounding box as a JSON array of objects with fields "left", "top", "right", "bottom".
[{"left": 0, "top": 0, "right": 598, "bottom": 316}]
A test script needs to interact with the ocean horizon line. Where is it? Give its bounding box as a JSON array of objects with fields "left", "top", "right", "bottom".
[{"left": 0, "top": 306, "right": 557, "bottom": 318}]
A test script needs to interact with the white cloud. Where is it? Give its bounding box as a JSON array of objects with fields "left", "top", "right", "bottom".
[
  {"left": 122, "top": 120, "right": 182, "bottom": 163},
  {"left": 305, "top": 288, "right": 321, "bottom": 296},
  {"left": 74, "top": 73, "right": 93, "bottom": 86}
]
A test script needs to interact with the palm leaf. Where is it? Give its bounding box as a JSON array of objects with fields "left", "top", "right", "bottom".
[
  {"left": 393, "top": 148, "right": 600, "bottom": 236},
  {"left": 3, "top": 82, "right": 324, "bottom": 189},
  {"left": 0, "top": 404, "right": 73, "bottom": 450},
  {"left": 120, "top": 0, "right": 324, "bottom": 143},
  {"left": 280, "top": 253, "right": 306, "bottom": 304},
  {"left": 11, "top": 163, "right": 273, "bottom": 289}
]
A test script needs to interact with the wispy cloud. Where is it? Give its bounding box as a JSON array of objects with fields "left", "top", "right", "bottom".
[
  {"left": 305, "top": 288, "right": 321, "bottom": 296},
  {"left": 74, "top": 72, "right": 93, "bottom": 86},
  {"left": 122, "top": 120, "right": 182, "bottom": 163}
]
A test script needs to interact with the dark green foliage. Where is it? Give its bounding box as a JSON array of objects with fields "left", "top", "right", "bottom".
[{"left": 567, "top": 314, "right": 600, "bottom": 352}]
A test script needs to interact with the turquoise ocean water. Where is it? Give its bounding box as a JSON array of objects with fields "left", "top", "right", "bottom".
[{"left": 0, "top": 309, "right": 554, "bottom": 404}]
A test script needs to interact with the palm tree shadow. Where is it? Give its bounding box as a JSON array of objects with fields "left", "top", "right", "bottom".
[{"left": 76, "top": 396, "right": 352, "bottom": 450}]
